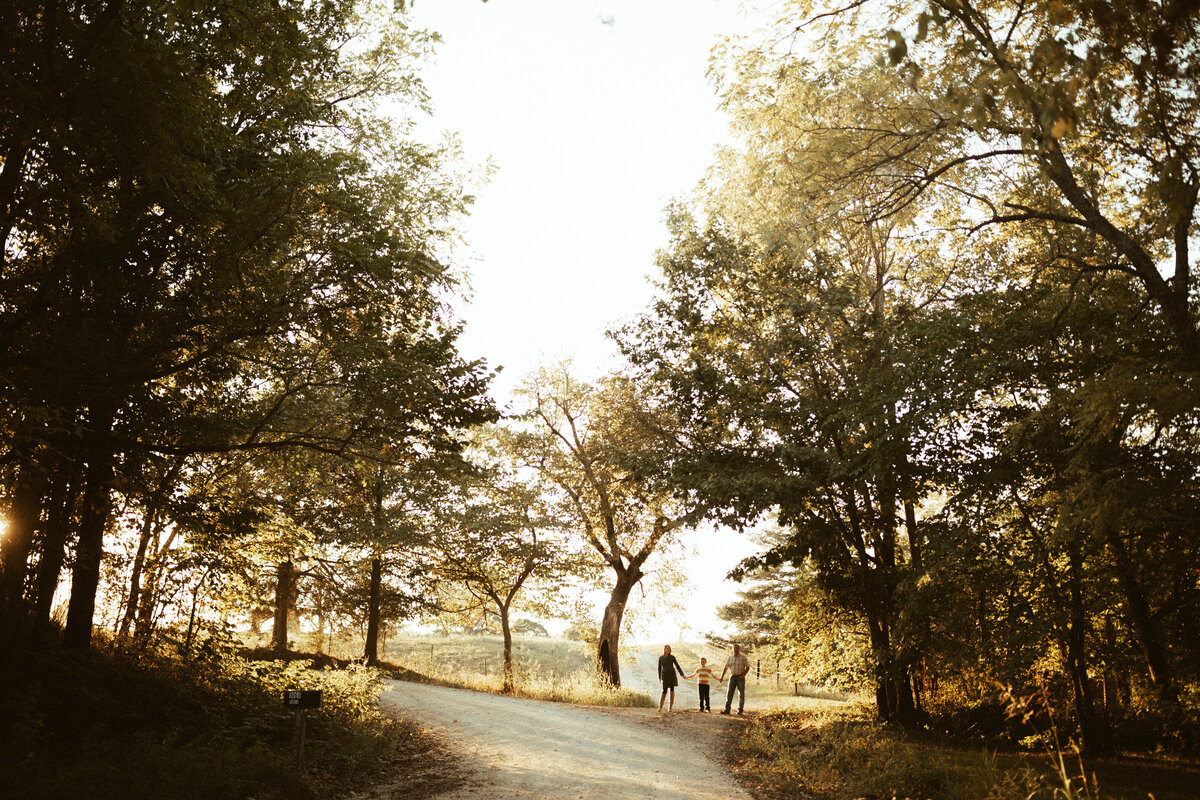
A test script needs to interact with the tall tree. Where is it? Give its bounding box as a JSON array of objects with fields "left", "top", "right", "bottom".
[
  {"left": 751, "top": 0, "right": 1200, "bottom": 369},
  {"left": 428, "top": 448, "right": 572, "bottom": 693},
  {"left": 0, "top": 0, "right": 492, "bottom": 647},
  {"left": 510, "top": 366, "right": 701, "bottom": 687}
]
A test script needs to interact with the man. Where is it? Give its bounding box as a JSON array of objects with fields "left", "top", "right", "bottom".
[{"left": 719, "top": 644, "right": 750, "bottom": 715}]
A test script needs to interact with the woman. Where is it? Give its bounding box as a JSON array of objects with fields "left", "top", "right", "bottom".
[{"left": 657, "top": 644, "right": 686, "bottom": 713}]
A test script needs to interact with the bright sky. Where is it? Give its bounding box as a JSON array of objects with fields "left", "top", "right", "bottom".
[
  {"left": 411, "top": 0, "right": 762, "bottom": 396},
  {"left": 409, "top": 0, "right": 766, "bottom": 641}
]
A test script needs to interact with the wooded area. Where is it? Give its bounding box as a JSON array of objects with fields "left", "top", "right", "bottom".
[
  {"left": 2, "top": 0, "right": 1198, "bottom": 784},
  {"left": 618, "top": 0, "right": 1200, "bottom": 755}
]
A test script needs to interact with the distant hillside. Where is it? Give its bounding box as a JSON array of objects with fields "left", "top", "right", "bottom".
[{"left": 381, "top": 634, "right": 847, "bottom": 707}]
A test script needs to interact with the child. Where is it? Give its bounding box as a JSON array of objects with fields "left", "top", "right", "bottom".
[{"left": 685, "top": 657, "right": 720, "bottom": 712}]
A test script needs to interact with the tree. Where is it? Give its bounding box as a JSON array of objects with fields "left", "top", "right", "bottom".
[
  {"left": 750, "top": 0, "right": 1200, "bottom": 369},
  {"left": 0, "top": 0, "right": 493, "bottom": 650},
  {"left": 615, "top": 0, "right": 1200, "bottom": 745},
  {"left": 427, "top": 445, "right": 573, "bottom": 692},
  {"left": 621, "top": 209, "right": 956, "bottom": 723},
  {"left": 510, "top": 366, "right": 702, "bottom": 687},
  {"left": 302, "top": 453, "right": 467, "bottom": 665}
]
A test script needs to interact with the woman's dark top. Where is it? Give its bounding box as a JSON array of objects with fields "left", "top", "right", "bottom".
[{"left": 658, "top": 654, "right": 685, "bottom": 689}]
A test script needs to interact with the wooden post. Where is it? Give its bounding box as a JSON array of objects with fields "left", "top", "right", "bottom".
[
  {"left": 429, "top": 643, "right": 434, "bottom": 675},
  {"left": 296, "top": 709, "right": 308, "bottom": 769},
  {"left": 283, "top": 690, "right": 320, "bottom": 771}
]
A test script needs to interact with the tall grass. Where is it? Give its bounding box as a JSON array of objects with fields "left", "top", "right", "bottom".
[
  {"left": 434, "top": 664, "right": 656, "bottom": 707},
  {"left": 734, "top": 702, "right": 988, "bottom": 800},
  {"left": 0, "top": 634, "right": 454, "bottom": 800},
  {"left": 732, "top": 703, "right": 1166, "bottom": 800},
  {"left": 378, "top": 633, "right": 655, "bottom": 707}
]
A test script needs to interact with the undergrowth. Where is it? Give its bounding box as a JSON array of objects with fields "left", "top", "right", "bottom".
[
  {"left": 731, "top": 703, "right": 1191, "bottom": 800},
  {"left": 0, "top": 635, "right": 452, "bottom": 800}
]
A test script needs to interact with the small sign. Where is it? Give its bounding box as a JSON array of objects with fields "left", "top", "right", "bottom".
[{"left": 283, "top": 689, "right": 322, "bottom": 709}]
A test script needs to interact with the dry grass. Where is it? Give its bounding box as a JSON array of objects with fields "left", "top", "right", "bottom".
[
  {"left": 376, "top": 633, "right": 655, "bottom": 707},
  {"left": 441, "top": 666, "right": 657, "bottom": 707},
  {"left": 731, "top": 703, "right": 1198, "bottom": 800}
]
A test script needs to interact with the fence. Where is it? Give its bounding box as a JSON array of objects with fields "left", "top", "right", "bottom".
[{"left": 692, "top": 639, "right": 842, "bottom": 699}]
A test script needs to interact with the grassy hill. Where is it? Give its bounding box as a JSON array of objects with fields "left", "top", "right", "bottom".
[{"left": 379, "top": 633, "right": 849, "bottom": 710}]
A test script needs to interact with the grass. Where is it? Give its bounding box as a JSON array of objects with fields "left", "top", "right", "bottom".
[
  {"left": 0, "top": 634, "right": 460, "bottom": 800},
  {"left": 19, "top": 627, "right": 1188, "bottom": 800},
  {"left": 378, "top": 633, "right": 655, "bottom": 707},
  {"left": 374, "top": 633, "right": 843, "bottom": 709},
  {"left": 434, "top": 664, "right": 657, "bottom": 707},
  {"left": 731, "top": 702, "right": 1200, "bottom": 800}
]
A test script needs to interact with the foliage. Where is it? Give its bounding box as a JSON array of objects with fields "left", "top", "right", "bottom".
[
  {"left": 733, "top": 703, "right": 1196, "bottom": 800},
  {"left": 420, "top": 427, "right": 583, "bottom": 690},
  {"left": 505, "top": 363, "right": 704, "bottom": 687},
  {"left": 0, "top": 0, "right": 493, "bottom": 653},
  {"left": 512, "top": 618, "right": 550, "bottom": 636},
  {"left": 616, "top": 0, "right": 1200, "bottom": 754}
]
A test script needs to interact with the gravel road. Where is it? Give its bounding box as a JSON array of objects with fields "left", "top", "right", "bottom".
[{"left": 377, "top": 681, "right": 755, "bottom": 800}]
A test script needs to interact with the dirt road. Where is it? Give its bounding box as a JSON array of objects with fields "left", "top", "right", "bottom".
[{"left": 376, "top": 681, "right": 754, "bottom": 799}]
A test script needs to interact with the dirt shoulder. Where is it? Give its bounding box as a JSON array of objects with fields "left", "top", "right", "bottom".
[{"left": 596, "top": 705, "right": 753, "bottom": 768}]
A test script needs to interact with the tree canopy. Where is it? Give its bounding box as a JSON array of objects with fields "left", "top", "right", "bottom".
[
  {"left": 0, "top": 0, "right": 495, "bottom": 650},
  {"left": 616, "top": 0, "right": 1200, "bottom": 750}
]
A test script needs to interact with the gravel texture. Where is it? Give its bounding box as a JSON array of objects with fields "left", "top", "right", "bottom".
[{"left": 377, "top": 680, "right": 754, "bottom": 800}]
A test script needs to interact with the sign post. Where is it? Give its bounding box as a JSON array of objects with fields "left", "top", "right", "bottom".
[{"left": 283, "top": 690, "right": 322, "bottom": 769}]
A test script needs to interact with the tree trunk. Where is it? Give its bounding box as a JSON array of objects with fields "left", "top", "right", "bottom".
[
  {"left": 363, "top": 554, "right": 382, "bottom": 665},
  {"left": 1, "top": 453, "right": 44, "bottom": 632},
  {"left": 120, "top": 459, "right": 181, "bottom": 638},
  {"left": 119, "top": 509, "right": 158, "bottom": 638},
  {"left": 62, "top": 400, "right": 118, "bottom": 651},
  {"left": 272, "top": 560, "right": 295, "bottom": 654},
  {"left": 133, "top": 526, "right": 179, "bottom": 639},
  {"left": 597, "top": 565, "right": 642, "bottom": 687},
  {"left": 33, "top": 457, "right": 80, "bottom": 630},
  {"left": 1066, "top": 540, "right": 1107, "bottom": 755},
  {"left": 500, "top": 602, "right": 515, "bottom": 693},
  {"left": 134, "top": 558, "right": 160, "bottom": 639},
  {"left": 1100, "top": 519, "right": 1176, "bottom": 707},
  {"left": 866, "top": 601, "right": 917, "bottom": 725},
  {"left": 184, "top": 569, "right": 211, "bottom": 655}
]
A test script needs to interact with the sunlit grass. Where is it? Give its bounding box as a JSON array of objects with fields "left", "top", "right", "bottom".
[
  {"left": 434, "top": 665, "right": 656, "bottom": 707},
  {"left": 736, "top": 702, "right": 1023, "bottom": 799},
  {"left": 372, "top": 633, "right": 655, "bottom": 707},
  {"left": 0, "top": 634, "right": 454, "bottom": 800},
  {"left": 733, "top": 703, "right": 1184, "bottom": 800}
]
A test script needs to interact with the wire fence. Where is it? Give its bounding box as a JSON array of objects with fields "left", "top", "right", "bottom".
[{"left": 692, "top": 639, "right": 843, "bottom": 698}]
